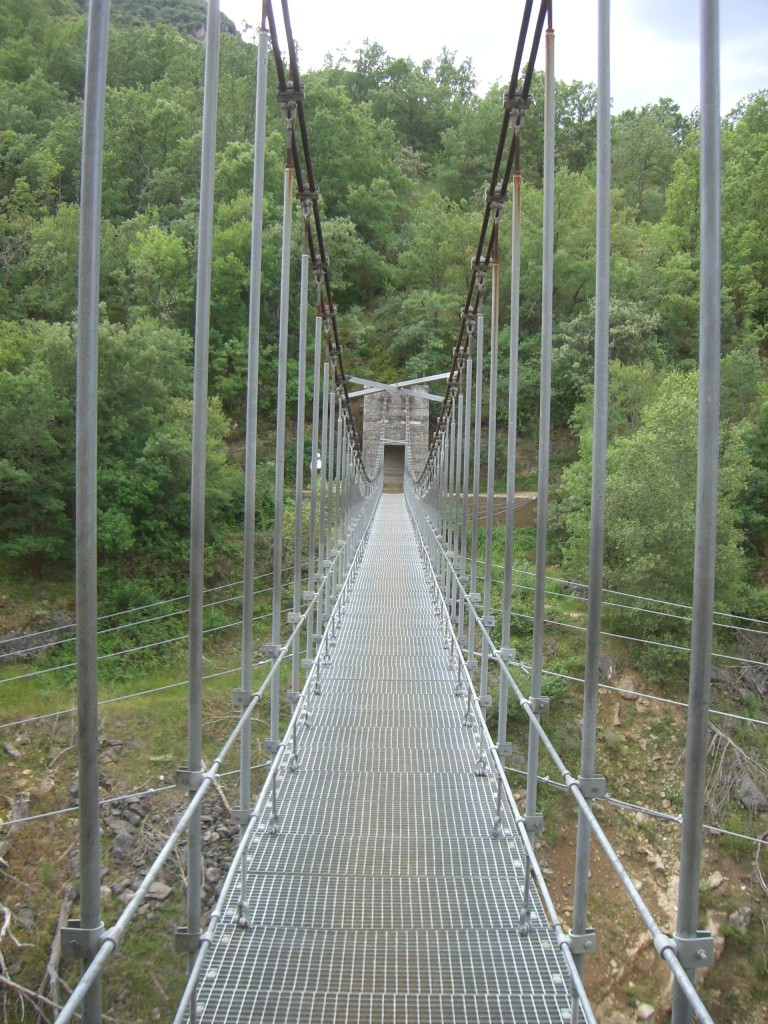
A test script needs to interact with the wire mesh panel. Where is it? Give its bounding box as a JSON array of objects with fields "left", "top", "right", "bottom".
[{"left": 191, "top": 495, "right": 574, "bottom": 1023}]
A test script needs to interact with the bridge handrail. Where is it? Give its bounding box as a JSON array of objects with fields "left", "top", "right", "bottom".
[
  {"left": 404, "top": 489, "right": 597, "bottom": 1024},
  {"left": 54, "top": 482, "right": 381, "bottom": 1024},
  {"left": 406, "top": 482, "right": 715, "bottom": 1024}
]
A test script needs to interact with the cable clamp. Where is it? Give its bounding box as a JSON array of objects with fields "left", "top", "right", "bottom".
[
  {"left": 524, "top": 812, "right": 545, "bottom": 835},
  {"left": 485, "top": 187, "right": 507, "bottom": 222},
  {"left": 61, "top": 920, "right": 105, "bottom": 959},
  {"left": 567, "top": 928, "right": 597, "bottom": 955},
  {"left": 471, "top": 256, "right": 489, "bottom": 291},
  {"left": 577, "top": 774, "right": 607, "bottom": 799},
  {"left": 231, "top": 688, "right": 257, "bottom": 708},
  {"left": 503, "top": 90, "right": 533, "bottom": 116},
  {"left": 231, "top": 806, "right": 251, "bottom": 826},
  {"left": 175, "top": 767, "right": 204, "bottom": 791},
  {"left": 672, "top": 931, "right": 714, "bottom": 969},
  {"left": 277, "top": 82, "right": 303, "bottom": 117},
  {"left": 297, "top": 186, "right": 319, "bottom": 204},
  {"left": 175, "top": 927, "right": 201, "bottom": 955}
]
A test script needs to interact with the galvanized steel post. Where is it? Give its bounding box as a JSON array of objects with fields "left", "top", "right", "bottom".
[
  {"left": 237, "top": 15, "right": 269, "bottom": 912},
  {"left": 270, "top": 89, "right": 297, "bottom": 756},
  {"left": 73, "top": 1, "right": 110, "bottom": 1018},
  {"left": 500, "top": 130, "right": 523, "bottom": 758},
  {"left": 318, "top": 361, "right": 330, "bottom": 637},
  {"left": 183, "top": 0, "right": 221, "bottom": 988},
  {"left": 325, "top": 387, "right": 336, "bottom": 614},
  {"left": 571, "top": 0, "right": 610, "bottom": 995},
  {"left": 468, "top": 315, "right": 484, "bottom": 674},
  {"left": 291, "top": 240, "right": 310, "bottom": 694},
  {"left": 525, "top": 17, "right": 555, "bottom": 835},
  {"left": 305, "top": 276, "right": 323, "bottom": 664},
  {"left": 671, "top": 1, "right": 720, "bottom": 1018},
  {"left": 481, "top": 223, "right": 502, "bottom": 710},
  {"left": 458, "top": 358, "right": 473, "bottom": 645}
]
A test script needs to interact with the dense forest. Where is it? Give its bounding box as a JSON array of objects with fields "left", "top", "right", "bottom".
[{"left": 0, "top": 0, "right": 766, "bottom": 634}]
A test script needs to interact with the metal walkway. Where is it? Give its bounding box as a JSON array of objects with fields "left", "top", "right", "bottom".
[{"left": 191, "top": 495, "right": 572, "bottom": 1023}]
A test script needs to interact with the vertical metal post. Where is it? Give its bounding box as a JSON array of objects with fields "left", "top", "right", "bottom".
[
  {"left": 305, "top": 282, "right": 323, "bottom": 663},
  {"left": 458, "top": 358, "right": 473, "bottom": 645},
  {"left": 270, "top": 96, "right": 296, "bottom": 756},
  {"left": 526, "top": 17, "right": 555, "bottom": 833},
  {"left": 500, "top": 131, "right": 523, "bottom": 756},
  {"left": 332, "top": 397, "right": 343, "bottom": 597},
  {"left": 447, "top": 398, "right": 458, "bottom": 611},
  {"left": 468, "top": 316, "right": 484, "bottom": 673},
  {"left": 185, "top": 0, "right": 220, "bottom": 988},
  {"left": 324, "top": 387, "right": 336, "bottom": 619},
  {"left": 481, "top": 224, "right": 502, "bottom": 709},
  {"left": 452, "top": 391, "right": 465, "bottom": 626},
  {"left": 672, "top": 1, "right": 720, "bottom": 1019},
  {"left": 237, "top": 16, "right": 269, "bottom": 912},
  {"left": 317, "top": 362, "right": 330, "bottom": 639},
  {"left": 571, "top": 0, "right": 610, "bottom": 998},
  {"left": 74, "top": 2, "right": 110, "bottom": 1019},
  {"left": 291, "top": 237, "right": 310, "bottom": 694}
]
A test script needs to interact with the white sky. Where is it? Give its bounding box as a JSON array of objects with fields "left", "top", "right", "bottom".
[{"left": 220, "top": 0, "right": 767, "bottom": 116}]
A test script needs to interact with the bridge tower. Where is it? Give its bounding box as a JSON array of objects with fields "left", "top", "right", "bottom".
[{"left": 361, "top": 386, "right": 430, "bottom": 487}]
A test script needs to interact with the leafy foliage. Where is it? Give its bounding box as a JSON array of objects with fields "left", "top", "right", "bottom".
[{"left": 0, "top": 0, "right": 765, "bottom": 605}]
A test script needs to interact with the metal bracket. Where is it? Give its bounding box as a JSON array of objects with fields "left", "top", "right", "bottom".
[
  {"left": 498, "top": 647, "right": 517, "bottom": 665},
  {"left": 263, "top": 740, "right": 282, "bottom": 756},
  {"left": 672, "top": 931, "right": 715, "bottom": 969},
  {"left": 478, "top": 695, "right": 492, "bottom": 709},
  {"left": 175, "top": 767, "right": 204, "bottom": 792},
  {"left": 528, "top": 696, "right": 550, "bottom": 715},
  {"left": 231, "top": 689, "right": 257, "bottom": 709},
  {"left": 231, "top": 806, "right": 251, "bottom": 826},
  {"left": 482, "top": 615, "right": 496, "bottom": 628},
  {"left": 504, "top": 90, "right": 534, "bottom": 114},
  {"left": 303, "top": 590, "right": 316, "bottom": 602},
  {"left": 301, "top": 658, "right": 315, "bottom": 670},
  {"left": 61, "top": 920, "right": 104, "bottom": 960},
  {"left": 296, "top": 186, "right": 319, "bottom": 204},
  {"left": 286, "top": 691, "right": 301, "bottom": 705},
  {"left": 496, "top": 741, "right": 513, "bottom": 758},
  {"left": 568, "top": 928, "right": 597, "bottom": 956},
  {"left": 286, "top": 611, "right": 302, "bottom": 625},
  {"left": 175, "top": 927, "right": 201, "bottom": 955},
  {"left": 263, "top": 644, "right": 282, "bottom": 659},
  {"left": 578, "top": 775, "right": 607, "bottom": 800},
  {"left": 524, "top": 813, "right": 545, "bottom": 835},
  {"left": 277, "top": 83, "right": 304, "bottom": 109},
  {"left": 468, "top": 592, "right": 481, "bottom": 604}
]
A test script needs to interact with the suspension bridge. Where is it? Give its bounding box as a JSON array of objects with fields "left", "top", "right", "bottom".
[{"left": 0, "top": 0, "right": 750, "bottom": 1022}]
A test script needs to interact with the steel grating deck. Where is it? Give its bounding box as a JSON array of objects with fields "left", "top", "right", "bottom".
[{"left": 192, "top": 495, "right": 574, "bottom": 1023}]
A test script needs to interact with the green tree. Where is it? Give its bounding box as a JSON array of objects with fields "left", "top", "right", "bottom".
[
  {"left": 558, "top": 371, "right": 750, "bottom": 640},
  {"left": 612, "top": 99, "right": 689, "bottom": 222},
  {"left": 551, "top": 297, "right": 665, "bottom": 425}
]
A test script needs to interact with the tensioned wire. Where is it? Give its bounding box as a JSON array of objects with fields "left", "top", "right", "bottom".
[
  {"left": 0, "top": 763, "right": 271, "bottom": 830},
  {"left": 502, "top": 767, "right": 768, "bottom": 849},
  {"left": 0, "top": 570, "right": 306, "bottom": 658},
  {"left": 485, "top": 564, "right": 768, "bottom": 636}
]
